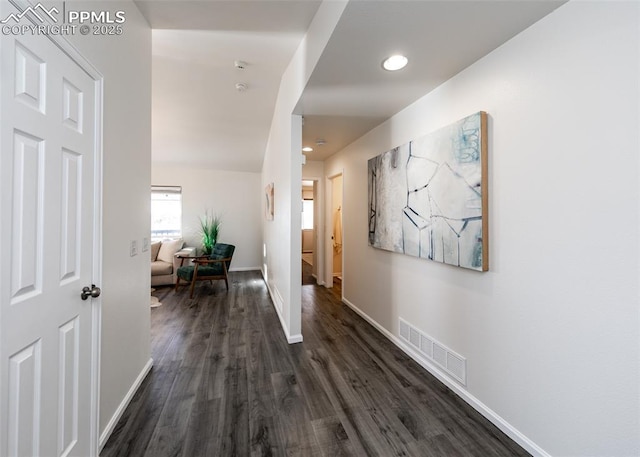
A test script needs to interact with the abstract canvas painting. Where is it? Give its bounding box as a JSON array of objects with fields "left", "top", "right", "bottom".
[{"left": 368, "top": 112, "right": 488, "bottom": 271}]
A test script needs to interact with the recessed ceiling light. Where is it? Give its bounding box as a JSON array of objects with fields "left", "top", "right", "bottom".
[
  {"left": 302, "top": 147, "right": 313, "bottom": 152},
  {"left": 382, "top": 54, "right": 408, "bottom": 71}
]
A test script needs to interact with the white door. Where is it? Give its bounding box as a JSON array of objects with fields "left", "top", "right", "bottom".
[{"left": 0, "top": 3, "right": 101, "bottom": 456}]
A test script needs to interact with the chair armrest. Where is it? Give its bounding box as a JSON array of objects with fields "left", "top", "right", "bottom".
[
  {"left": 173, "top": 247, "right": 197, "bottom": 269},
  {"left": 192, "top": 257, "right": 231, "bottom": 265},
  {"left": 175, "top": 247, "right": 197, "bottom": 258}
]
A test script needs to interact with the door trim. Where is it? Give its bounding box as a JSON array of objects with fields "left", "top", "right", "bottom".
[{"left": 8, "top": 1, "right": 105, "bottom": 454}]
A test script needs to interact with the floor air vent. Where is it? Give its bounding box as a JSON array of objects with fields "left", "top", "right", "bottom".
[
  {"left": 399, "top": 318, "right": 467, "bottom": 386},
  {"left": 399, "top": 320, "right": 410, "bottom": 340}
]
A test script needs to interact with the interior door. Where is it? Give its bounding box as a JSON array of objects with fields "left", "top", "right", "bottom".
[{"left": 0, "top": 3, "right": 100, "bottom": 456}]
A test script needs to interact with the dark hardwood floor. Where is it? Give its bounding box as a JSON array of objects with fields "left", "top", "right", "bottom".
[
  {"left": 101, "top": 271, "right": 529, "bottom": 457},
  {"left": 302, "top": 258, "right": 315, "bottom": 285}
]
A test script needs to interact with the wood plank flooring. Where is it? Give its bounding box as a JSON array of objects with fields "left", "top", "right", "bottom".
[
  {"left": 101, "top": 271, "right": 530, "bottom": 457},
  {"left": 302, "top": 258, "right": 316, "bottom": 285}
]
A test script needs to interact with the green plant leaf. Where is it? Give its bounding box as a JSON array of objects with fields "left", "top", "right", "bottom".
[{"left": 199, "top": 210, "right": 221, "bottom": 255}]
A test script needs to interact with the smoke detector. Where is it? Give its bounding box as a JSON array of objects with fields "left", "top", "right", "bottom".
[
  {"left": 235, "top": 82, "right": 248, "bottom": 92},
  {"left": 234, "top": 60, "right": 247, "bottom": 70}
]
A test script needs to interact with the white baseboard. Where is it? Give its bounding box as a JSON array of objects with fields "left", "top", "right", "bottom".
[
  {"left": 311, "top": 273, "right": 326, "bottom": 286},
  {"left": 98, "top": 358, "right": 153, "bottom": 451},
  {"left": 260, "top": 270, "right": 303, "bottom": 344},
  {"left": 341, "top": 297, "right": 550, "bottom": 457},
  {"left": 230, "top": 266, "right": 261, "bottom": 272}
]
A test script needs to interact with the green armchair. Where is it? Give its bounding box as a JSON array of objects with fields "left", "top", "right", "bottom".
[{"left": 175, "top": 243, "right": 235, "bottom": 298}]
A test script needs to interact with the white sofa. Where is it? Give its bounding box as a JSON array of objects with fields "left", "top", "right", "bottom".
[{"left": 150, "top": 239, "right": 196, "bottom": 286}]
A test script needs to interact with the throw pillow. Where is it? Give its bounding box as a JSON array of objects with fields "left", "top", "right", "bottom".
[
  {"left": 157, "top": 239, "right": 184, "bottom": 263},
  {"left": 150, "top": 241, "right": 161, "bottom": 261}
]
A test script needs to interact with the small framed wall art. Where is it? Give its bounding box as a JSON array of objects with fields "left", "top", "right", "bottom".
[{"left": 265, "top": 182, "right": 274, "bottom": 221}]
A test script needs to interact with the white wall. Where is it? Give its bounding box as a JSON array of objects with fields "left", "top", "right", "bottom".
[
  {"left": 302, "top": 159, "right": 324, "bottom": 179},
  {"left": 261, "top": 1, "right": 347, "bottom": 342},
  {"left": 152, "top": 164, "right": 262, "bottom": 270},
  {"left": 324, "top": 2, "right": 639, "bottom": 456},
  {"left": 67, "top": 0, "right": 152, "bottom": 445}
]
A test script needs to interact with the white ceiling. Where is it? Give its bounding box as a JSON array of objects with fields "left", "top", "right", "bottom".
[
  {"left": 298, "top": 0, "right": 565, "bottom": 161},
  {"left": 140, "top": 0, "right": 321, "bottom": 172},
  {"left": 139, "top": 0, "right": 564, "bottom": 170},
  {"left": 136, "top": 0, "right": 322, "bottom": 33}
]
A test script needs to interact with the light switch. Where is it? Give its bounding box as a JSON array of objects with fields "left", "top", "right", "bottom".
[
  {"left": 130, "top": 240, "right": 138, "bottom": 257},
  {"left": 142, "top": 237, "right": 149, "bottom": 252}
]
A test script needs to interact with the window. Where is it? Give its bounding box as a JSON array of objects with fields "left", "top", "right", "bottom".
[
  {"left": 151, "top": 186, "right": 182, "bottom": 240},
  {"left": 302, "top": 199, "right": 314, "bottom": 230}
]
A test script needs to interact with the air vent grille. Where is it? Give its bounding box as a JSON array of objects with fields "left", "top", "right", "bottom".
[
  {"left": 446, "top": 352, "right": 466, "bottom": 384},
  {"left": 420, "top": 334, "right": 433, "bottom": 358},
  {"left": 399, "top": 320, "right": 410, "bottom": 340},
  {"left": 409, "top": 328, "right": 420, "bottom": 348},
  {"left": 433, "top": 343, "right": 447, "bottom": 366},
  {"left": 398, "top": 318, "right": 467, "bottom": 386}
]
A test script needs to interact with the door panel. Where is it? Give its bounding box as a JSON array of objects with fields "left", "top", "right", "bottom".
[
  {"left": 60, "top": 149, "right": 82, "bottom": 284},
  {"left": 7, "top": 340, "right": 41, "bottom": 456},
  {"left": 58, "top": 317, "right": 79, "bottom": 456},
  {"left": 1, "top": 2, "right": 100, "bottom": 455},
  {"left": 10, "top": 130, "right": 44, "bottom": 303},
  {"left": 14, "top": 40, "right": 46, "bottom": 113}
]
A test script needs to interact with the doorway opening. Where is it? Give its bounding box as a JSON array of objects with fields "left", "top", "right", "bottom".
[
  {"left": 302, "top": 180, "right": 316, "bottom": 285},
  {"left": 326, "top": 173, "right": 343, "bottom": 293}
]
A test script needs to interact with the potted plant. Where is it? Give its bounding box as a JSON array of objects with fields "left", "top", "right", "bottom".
[{"left": 199, "top": 211, "right": 221, "bottom": 255}]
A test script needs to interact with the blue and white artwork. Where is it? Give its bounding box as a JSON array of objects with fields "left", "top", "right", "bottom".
[{"left": 368, "top": 112, "right": 488, "bottom": 271}]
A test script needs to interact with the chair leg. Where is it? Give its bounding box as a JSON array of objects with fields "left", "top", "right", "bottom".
[
  {"left": 174, "top": 276, "right": 181, "bottom": 292},
  {"left": 224, "top": 276, "right": 229, "bottom": 290},
  {"left": 189, "top": 277, "right": 197, "bottom": 299},
  {"left": 188, "top": 263, "right": 200, "bottom": 299}
]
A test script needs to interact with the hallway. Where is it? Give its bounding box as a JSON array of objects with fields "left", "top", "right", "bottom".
[{"left": 101, "top": 271, "right": 528, "bottom": 456}]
